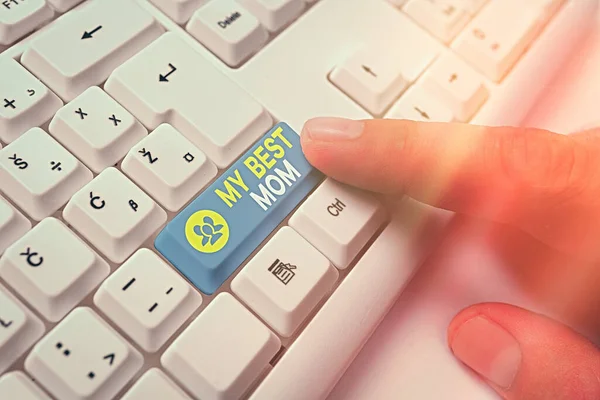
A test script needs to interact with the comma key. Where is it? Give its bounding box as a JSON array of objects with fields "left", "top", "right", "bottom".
[{"left": 155, "top": 122, "right": 322, "bottom": 295}]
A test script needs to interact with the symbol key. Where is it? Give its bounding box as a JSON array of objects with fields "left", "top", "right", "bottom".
[
  {"left": 49, "top": 86, "right": 147, "bottom": 173},
  {"left": 94, "top": 249, "right": 201, "bottom": 352},
  {"left": 63, "top": 168, "right": 167, "bottom": 263},
  {"left": 0, "top": 127, "right": 93, "bottom": 221},
  {"left": 25, "top": 307, "right": 143, "bottom": 400},
  {"left": 0, "top": 58, "right": 62, "bottom": 143},
  {"left": 0, "top": 283, "right": 44, "bottom": 374},
  {"left": 122, "top": 124, "right": 217, "bottom": 212},
  {"left": 0, "top": 218, "right": 110, "bottom": 322}
]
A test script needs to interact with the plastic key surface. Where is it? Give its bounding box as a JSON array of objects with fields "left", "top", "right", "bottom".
[{"left": 155, "top": 123, "right": 322, "bottom": 295}]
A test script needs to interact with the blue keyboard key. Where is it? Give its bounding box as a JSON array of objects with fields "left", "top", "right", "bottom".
[{"left": 155, "top": 122, "right": 323, "bottom": 294}]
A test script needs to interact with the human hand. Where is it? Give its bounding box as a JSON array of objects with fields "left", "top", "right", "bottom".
[{"left": 300, "top": 117, "right": 600, "bottom": 400}]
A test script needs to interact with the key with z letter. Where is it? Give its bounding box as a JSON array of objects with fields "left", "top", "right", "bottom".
[
  {"left": 105, "top": 32, "right": 273, "bottom": 168},
  {"left": 155, "top": 122, "right": 323, "bottom": 295}
]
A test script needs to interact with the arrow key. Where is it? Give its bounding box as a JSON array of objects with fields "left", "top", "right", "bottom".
[
  {"left": 330, "top": 36, "right": 440, "bottom": 116},
  {"left": 25, "top": 307, "right": 143, "bottom": 400},
  {"left": 21, "top": 0, "right": 163, "bottom": 101},
  {"left": 386, "top": 85, "right": 454, "bottom": 123}
]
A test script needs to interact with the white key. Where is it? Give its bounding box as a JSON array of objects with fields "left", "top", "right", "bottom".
[
  {"left": 0, "top": 218, "right": 109, "bottom": 322},
  {"left": 232, "top": 227, "right": 338, "bottom": 337},
  {"left": 0, "top": 57, "right": 62, "bottom": 143},
  {"left": 121, "top": 124, "right": 217, "bottom": 212},
  {"left": 289, "top": 179, "right": 388, "bottom": 269},
  {"left": 386, "top": 0, "right": 408, "bottom": 6},
  {"left": 186, "top": 0, "right": 268, "bottom": 67},
  {"left": 121, "top": 368, "right": 192, "bottom": 400},
  {"left": 453, "top": 0, "right": 488, "bottom": 15},
  {"left": 0, "top": 128, "right": 93, "bottom": 221},
  {"left": 0, "top": 372, "right": 51, "bottom": 400},
  {"left": 452, "top": 1, "right": 541, "bottom": 82},
  {"left": 46, "top": 0, "right": 84, "bottom": 12},
  {"left": 63, "top": 168, "right": 167, "bottom": 263},
  {"left": 239, "top": 0, "right": 305, "bottom": 32},
  {"left": 421, "top": 52, "right": 489, "bottom": 121},
  {"left": 149, "top": 0, "right": 210, "bottom": 24},
  {"left": 404, "top": 0, "right": 472, "bottom": 43},
  {"left": 21, "top": 0, "right": 163, "bottom": 101},
  {"left": 162, "top": 293, "right": 281, "bottom": 400},
  {"left": 25, "top": 307, "right": 143, "bottom": 400},
  {"left": 386, "top": 85, "right": 454, "bottom": 122},
  {"left": 0, "top": 194, "right": 31, "bottom": 254},
  {"left": 0, "top": 283, "right": 45, "bottom": 374},
  {"left": 330, "top": 37, "right": 439, "bottom": 116},
  {"left": 105, "top": 33, "right": 273, "bottom": 168},
  {"left": 0, "top": 0, "right": 53, "bottom": 45},
  {"left": 94, "top": 249, "right": 202, "bottom": 352},
  {"left": 49, "top": 86, "right": 147, "bottom": 174}
]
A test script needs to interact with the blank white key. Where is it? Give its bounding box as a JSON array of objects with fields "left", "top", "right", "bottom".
[
  {"left": 330, "top": 35, "right": 440, "bottom": 116},
  {"left": 0, "top": 128, "right": 93, "bottom": 221},
  {"left": 105, "top": 33, "right": 273, "bottom": 168},
  {"left": 421, "top": 52, "right": 489, "bottom": 121},
  {"left": 386, "top": 85, "right": 454, "bottom": 122},
  {"left": 46, "top": 0, "right": 84, "bottom": 12},
  {"left": 0, "top": 57, "right": 62, "bottom": 143},
  {"left": 49, "top": 86, "right": 147, "bottom": 174},
  {"left": 0, "top": 372, "right": 51, "bottom": 400},
  {"left": 290, "top": 178, "right": 388, "bottom": 269},
  {"left": 25, "top": 307, "right": 143, "bottom": 400},
  {"left": 21, "top": 0, "right": 163, "bottom": 101},
  {"left": 0, "top": 283, "right": 44, "bottom": 374},
  {"left": 63, "top": 168, "right": 167, "bottom": 263},
  {"left": 404, "top": 0, "right": 472, "bottom": 43},
  {"left": 0, "top": 218, "right": 109, "bottom": 322},
  {"left": 232, "top": 227, "right": 338, "bottom": 337},
  {"left": 0, "top": 0, "right": 53, "bottom": 45},
  {"left": 0, "top": 194, "right": 31, "bottom": 254},
  {"left": 94, "top": 249, "right": 202, "bottom": 352},
  {"left": 453, "top": 0, "right": 488, "bottom": 15},
  {"left": 149, "top": 0, "right": 210, "bottom": 24},
  {"left": 452, "top": 1, "right": 541, "bottom": 82},
  {"left": 122, "top": 368, "right": 192, "bottom": 400},
  {"left": 122, "top": 124, "right": 217, "bottom": 212},
  {"left": 162, "top": 293, "right": 281, "bottom": 400},
  {"left": 239, "top": 0, "right": 305, "bottom": 32},
  {"left": 186, "top": 0, "right": 268, "bottom": 67}
]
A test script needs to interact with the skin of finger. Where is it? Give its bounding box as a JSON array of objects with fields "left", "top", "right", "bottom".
[
  {"left": 448, "top": 303, "right": 600, "bottom": 400},
  {"left": 301, "top": 120, "right": 600, "bottom": 258},
  {"left": 487, "top": 223, "right": 600, "bottom": 340}
]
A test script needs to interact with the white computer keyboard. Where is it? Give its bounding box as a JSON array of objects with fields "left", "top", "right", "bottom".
[{"left": 0, "top": 0, "right": 596, "bottom": 399}]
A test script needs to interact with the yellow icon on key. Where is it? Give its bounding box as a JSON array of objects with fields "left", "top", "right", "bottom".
[{"left": 185, "top": 210, "right": 230, "bottom": 253}]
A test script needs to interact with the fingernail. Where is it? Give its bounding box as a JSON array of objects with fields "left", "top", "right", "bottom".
[
  {"left": 302, "top": 117, "right": 364, "bottom": 141},
  {"left": 450, "top": 316, "right": 522, "bottom": 389}
]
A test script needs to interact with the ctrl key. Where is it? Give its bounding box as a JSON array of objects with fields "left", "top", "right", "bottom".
[{"left": 162, "top": 293, "right": 281, "bottom": 400}]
